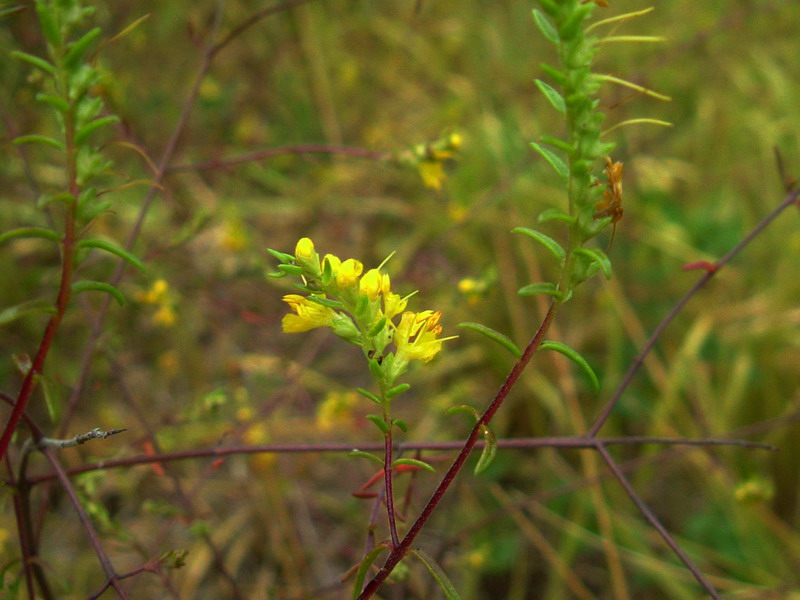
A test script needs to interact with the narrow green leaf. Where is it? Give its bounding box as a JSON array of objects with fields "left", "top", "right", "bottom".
[
  {"left": 356, "top": 387, "right": 381, "bottom": 404},
  {"left": 392, "top": 458, "right": 434, "bottom": 473},
  {"left": 64, "top": 27, "right": 102, "bottom": 69},
  {"left": 410, "top": 549, "right": 463, "bottom": 600},
  {"left": 347, "top": 449, "right": 384, "bottom": 466},
  {"left": 446, "top": 404, "right": 481, "bottom": 420},
  {"left": 77, "top": 238, "right": 145, "bottom": 272},
  {"left": 35, "top": 93, "right": 70, "bottom": 113},
  {"left": 368, "top": 358, "right": 384, "bottom": 380},
  {"left": 306, "top": 295, "right": 344, "bottom": 310},
  {"left": 36, "top": 373, "right": 62, "bottom": 422},
  {"left": 539, "top": 62, "right": 566, "bottom": 85},
  {"left": 13, "top": 134, "right": 65, "bottom": 151},
  {"left": 574, "top": 247, "right": 612, "bottom": 279},
  {"left": 535, "top": 79, "right": 566, "bottom": 114},
  {"left": 34, "top": 0, "right": 61, "bottom": 45},
  {"left": 386, "top": 383, "right": 410, "bottom": 399},
  {"left": 10, "top": 50, "right": 56, "bottom": 76},
  {"left": 393, "top": 418, "right": 408, "bottom": 432},
  {"left": 538, "top": 208, "right": 576, "bottom": 224},
  {"left": 0, "top": 300, "right": 56, "bottom": 326},
  {"left": 512, "top": 227, "right": 566, "bottom": 261},
  {"left": 457, "top": 322, "right": 521, "bottom": 359},
  {"left": 266, "top": 248, "right": 294, "bottom": 263},
  {"left": 351, "top": 545, "right": 390, "bottom": 600},
  {"left": 532, "top": 9, "right": 559, "bottom": 44},
  {"left": 538, "top": 135, "right": 574, "bottom": 153},
  {"left": 0, "top": 5, "right": 25, "bottom": 20},
  {"left": 474, "top": 425, "right": 497, "bottom": 475},
  {"left": 517, "top": 282, "right": 565, "bottom": 300},
  {"left": 367, "top": 316, "right": 387, "bottom": 337},
  {"left": 539, "top": 340, "right": 600, "bottom": 393},
  {"left": 74, "top": 115, "right": 120, "bottom": 146},
  {"left": 277, "top": 264, "right": 303, "bottom": 275},
  {"left": 71, "top": 280, "right": 126, "bottom": 306},
  {"left": 366, "top": 414, "right": 390, "bottom": 434},
  {"left": 266, "top": 271, "right": 288, "bottom": 278},
  {"left": 0, "top": 227, "right": 61, "bottom": 246},
  {"left": 530, "top": 142, "right": 567, "bottom": 179}
]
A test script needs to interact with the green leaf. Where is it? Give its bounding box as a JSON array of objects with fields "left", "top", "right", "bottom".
[
  {"left": 517, "top": 282, "right": 565, "bottom": 300},
  {"left": 538, "top": 135, "right": 574, "bottom": 153},
  {"left": 306, "top": 295, "right": 344, "bottom": 310},
  {"left": 393, "top": 418, "right": 408, "bottom": 432},
  {"left": 266, "top": 248, "right": 294, "bottom": 263},
  {"left": 35, "top": 373, "right": 62, "bottom": 422},
  {"left": 457, "top": 322, "right": 521, "bottom": 359},
  {"left": 0, "top": 227, "right": 61, "bottom": 246},
  {"left": 474, "top": 425, "right": 497, "bottom": 475},
  {"left": 0, "top": 5, "right": 25, "bottom": 20},
  {"left": 512, "top": 227, "right": 566, "bottom": 261},
  {"left": 539, "top": 62, "right": 566, "bottom": 85},
  {"left": 535, "top": 79, "right": 565, "bottom": 114},
  {"left": 356, "top": 387, "right": 381, "bottom": 404},
  {"left": 386, "top": 383, "right": 410, "bottom": 399},
  {"left": 10, "top": 50, "right": 56, "bottom": 76},
  {"left": 530, "top": 142, "right": 567, "bottom": 179},
  {"left": 71, "top": 280, "right": 126, "bottom": 306},
  {"left": 368, "top": 358, "right": 384, "bottom": 380},
  {"left": 392, "top": 458, "right": 434, "bottom": 473},
  {"left": 74, "top": 115, "right": 120, "bottom": 146},
  {"left": 35, "top": 93, "right": 70, "bottom": 113},
  {"left": 367, "top": 316, "right": 387, "bottom": 337},
  {"left": 76, "top": 238, "right": 145, "bottom": 272},
  {"left": 539, "top": 340, "right": 600, "bottom": 393},
  {"left": 266, "top": 271, "right": 288, "bottom": 278},
  {"left": 0, "top": 300, "right": 57, "bottom": 326},
  {"left": 574, "top": 247, "right": 612, "bottom": 279},
  {"left": 446, "top": 404, "right": 481, "bottom": 420},
  {"left": 34, "top": 0, "right": 61, "bottom": 45},
  {"left": 538, "top": 208, "right": 575, "bottom": 225},
  {"left": 410, "top": 549, "right": 463, "bottom": 600},
  {"left": 12, "top": 134, "right": 65, "bottom": 151},
  {"left": 366, "top": 414, "right": 390, "bottom": 434},
  {"left": 64, "top": 27, "right": 102, "bottom": 69},
  {"left": 351, "top": 545, "right": 390, "bottom": 600},
  {"left": 37, "top": 192, "right": 76, "bottom": 209},
  {"left": 532, "top": 9, "right": 559, "bottom": 45},
  {"left": 277, "top": 263, "right": 303, "bottom": 275},
  {"left": 347, "top": 449, "right": 384, "bottom": 466}
]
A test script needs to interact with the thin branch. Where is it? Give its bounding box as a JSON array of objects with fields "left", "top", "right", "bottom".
[
  {"left": 595, "top": 442, "right": 722, "bottom": 599},
  {"left": 18, "top": 434, "right": 774, "bottom": 487},
  {"left": 40, "top": 447, "right": 129, "bottom": 598},
  {"left": 166, "top": 144, "right": 388, "bottom": 174},
  {"left": 587, "top": 187, "right": 800, "bottom": 437}
]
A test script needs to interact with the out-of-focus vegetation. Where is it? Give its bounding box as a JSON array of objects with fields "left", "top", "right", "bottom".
[{"left": 1, "top": 0, "right": 799, "bottom": 598}]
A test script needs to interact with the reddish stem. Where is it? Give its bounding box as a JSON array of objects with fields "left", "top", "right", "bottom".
[{"left": 357, "top": 301, "right": 558, "bottom": 599}]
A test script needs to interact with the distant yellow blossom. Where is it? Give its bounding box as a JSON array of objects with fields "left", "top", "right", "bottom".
[{"left": 418, "top": 160, "right": 446, "bottom": 190}]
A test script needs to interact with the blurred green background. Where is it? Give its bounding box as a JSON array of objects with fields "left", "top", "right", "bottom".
[{"left": 1, "top": 0, "right": 799, "bottom": 598}]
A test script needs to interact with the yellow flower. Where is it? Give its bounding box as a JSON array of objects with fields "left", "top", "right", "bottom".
[
  {"left": 281, "top": 294, "right": 336, "bottom": 332},
  {"left": 382, "top": 292, "right": 408, "bottom": 321},
  {"left": 394, "top": 310, "right": 445, "bottom": 363},
  {"left": 295, "top": 238, "right": 316, "bottom": 261},
  {"left": 336, "top": 258, "right": 363, "bottom": 289},
  {"left": 418, "top": 160, "right": 446, "bottom": 190},
  {"left": 138, "top": 279, "right": 169, "bottom": 304},
  {"left": 360, "top": 268, "right": 390, "bottom": 301},
  {"left": 315, "top": 391, "right": 359, "bottom": 432}
]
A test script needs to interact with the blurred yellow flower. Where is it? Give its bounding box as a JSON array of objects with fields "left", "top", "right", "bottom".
[
  {"left": 138, "top": 279, "right": 169, "bottom": 304},
  {"left": 153, "top": 304, "right": 176, "bottom": 327},
  {"left": 418, "top": 160, "right": 446, "bottom": 190},
  {"left": 316, "top": 391, "right": 359, "bottom": 432}
]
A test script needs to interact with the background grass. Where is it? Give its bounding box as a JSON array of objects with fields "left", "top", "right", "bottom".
[{"left": 1, "top": 0, "right": 799, "bottom": 598}]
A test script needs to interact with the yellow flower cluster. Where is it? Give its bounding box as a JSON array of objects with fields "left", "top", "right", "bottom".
[
  {"left": 136, "top": 279, "right": 177, "bottom": 327},
  {"left": 279, "top": 238, "right": 453, "bottom": 380}
]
